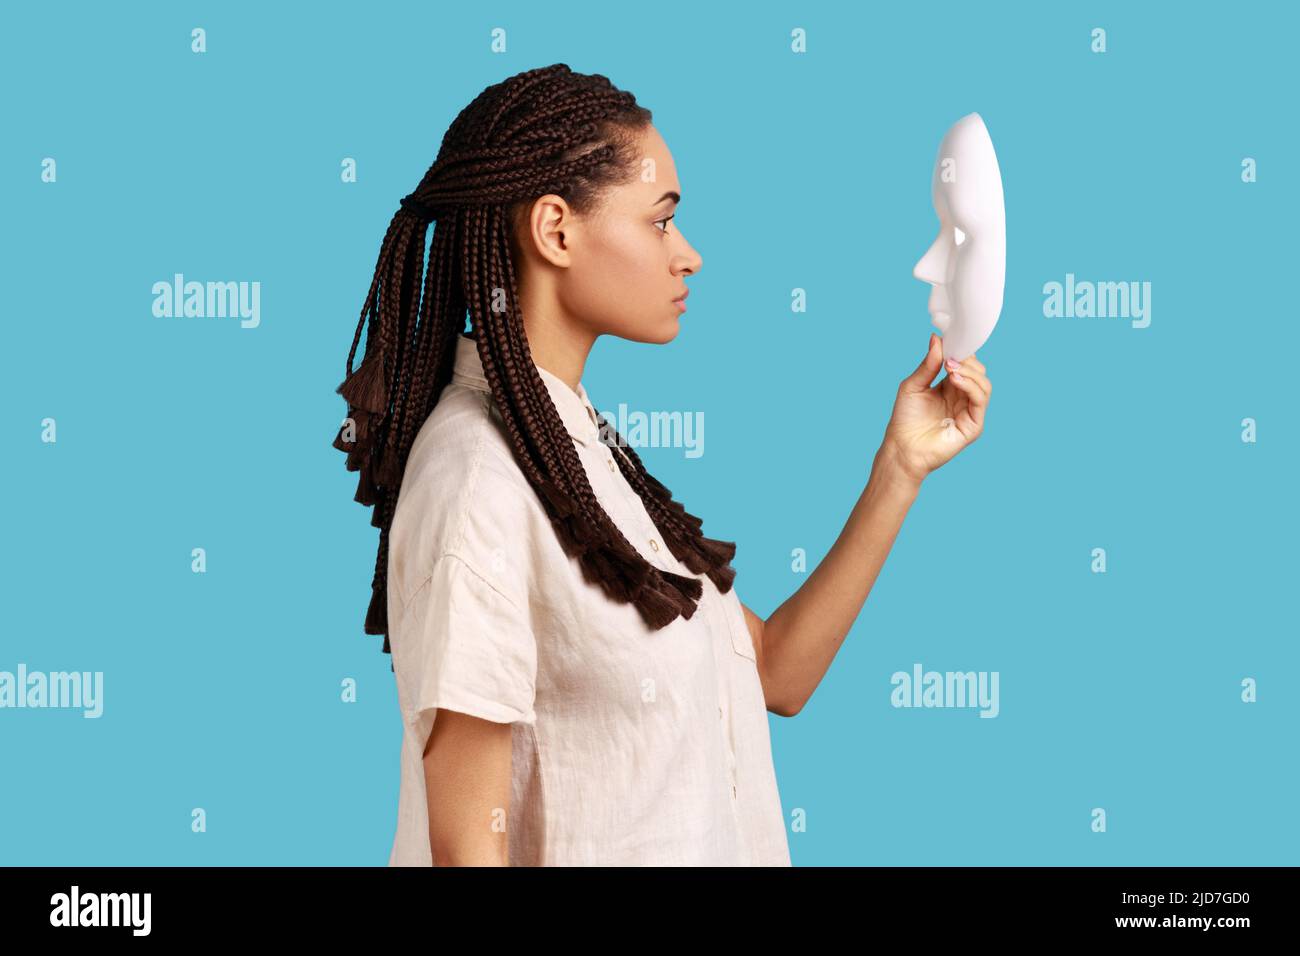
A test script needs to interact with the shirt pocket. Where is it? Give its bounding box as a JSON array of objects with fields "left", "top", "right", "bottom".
[{"left": 720, "top": 586, "right": 757, "bottom": 662}]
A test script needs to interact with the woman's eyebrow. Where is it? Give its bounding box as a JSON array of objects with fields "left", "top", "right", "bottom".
[{"left": 652, "top": 190, "right": 680, "bottom": 206}]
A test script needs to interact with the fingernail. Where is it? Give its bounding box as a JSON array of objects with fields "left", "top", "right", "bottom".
[
  {"left": 946, "top": 358, "right": 959, "bottom": 369},
  {"left": 952, "top": 371, "right": 964, "bottom": 382}
]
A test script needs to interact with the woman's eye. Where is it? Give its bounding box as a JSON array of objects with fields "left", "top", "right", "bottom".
[
  {"left": 655, "top": 215, "right": 674, "bottom": 235},
  {"left": 953, "top": 226, "right": 967, "bottom": 246}
]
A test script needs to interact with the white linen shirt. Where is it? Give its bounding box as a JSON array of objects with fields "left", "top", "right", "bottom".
[{"left": 385, "top": 331, "right": 791, "bottom": 866}]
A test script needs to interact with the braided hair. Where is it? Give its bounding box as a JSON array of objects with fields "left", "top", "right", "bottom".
[{"left": 334, "top": 63, "right": 737, "bottom": 656}]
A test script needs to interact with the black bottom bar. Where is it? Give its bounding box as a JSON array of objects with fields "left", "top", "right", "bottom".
[{"left": 1, "top": 865, "right": 1285, "bottom": 939}]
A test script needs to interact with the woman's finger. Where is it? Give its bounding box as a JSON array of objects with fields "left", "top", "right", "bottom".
[
  {"left": 946, "top": 368, "right": 988, "bottom": 426},
  {"left": 946, "top": 362, "right": 991, "bottom": 402}
]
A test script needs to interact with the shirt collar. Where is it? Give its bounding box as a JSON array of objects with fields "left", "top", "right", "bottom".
[{"left": 451, "top": 332, "right": 602, "bottom": 448}]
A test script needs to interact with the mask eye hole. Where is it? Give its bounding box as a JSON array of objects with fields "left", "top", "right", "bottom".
[{"left": 953, "top": 226, "right": 967, "bottom": 247}]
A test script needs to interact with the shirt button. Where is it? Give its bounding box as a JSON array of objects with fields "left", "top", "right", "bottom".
[
  {"left": 718, "top": 705, "right": 723, "bottom": 720},
  {"left": 732, "top": 784, "right": 737, "bottom": 800},
  {"left": 607, "top": 458, "right": 616, "bottom": 472},
  {"left": 649, "top": 538, "right": 660, "bottom": 551}
]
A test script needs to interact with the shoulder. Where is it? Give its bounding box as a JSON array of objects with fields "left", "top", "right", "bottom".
[{"left": 388, "top": 383, "right": 560, "bottom": 609}]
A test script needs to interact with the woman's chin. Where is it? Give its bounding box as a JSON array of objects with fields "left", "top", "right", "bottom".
[
  {"left": 612, "top": 316, "right": 680, "bottom": 345},
  {"left": 658, "top": 317, "right": 682, "bottom": 343}
]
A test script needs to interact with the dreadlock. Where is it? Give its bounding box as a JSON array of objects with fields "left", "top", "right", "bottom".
[{"left": 333, "top": 63, "right": 737, "bottom": 657}]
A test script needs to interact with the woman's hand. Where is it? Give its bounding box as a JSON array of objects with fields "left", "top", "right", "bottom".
[{"left": 879, "top": 332, "right": 991, "bottom": 486}]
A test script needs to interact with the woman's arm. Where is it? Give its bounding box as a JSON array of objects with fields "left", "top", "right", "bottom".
[
  {"left": 423, "top": 708, "right": 514, "bottom": 865},
  {"left": 748, "top": 336, "right": 992, "bottom": 717},
  {"left": 748, "top": 443, "right": 921, "bottom": 717}
]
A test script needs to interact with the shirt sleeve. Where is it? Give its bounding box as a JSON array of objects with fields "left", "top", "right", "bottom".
[{"left": 394, "top": 550, "right": 538, "bottom": 746}]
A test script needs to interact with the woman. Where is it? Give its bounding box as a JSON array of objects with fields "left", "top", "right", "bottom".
[{"left": 334, "top": 64, "right": 991, "bottom": 866}]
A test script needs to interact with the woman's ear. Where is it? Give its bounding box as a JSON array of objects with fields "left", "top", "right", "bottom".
[{"left": 519, "top": 194, "right": 576, "bottom": 268}]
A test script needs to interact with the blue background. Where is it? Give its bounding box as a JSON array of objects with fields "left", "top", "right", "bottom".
[{"left": 2, "top": 0, "right": 1295, "bottom": 865}]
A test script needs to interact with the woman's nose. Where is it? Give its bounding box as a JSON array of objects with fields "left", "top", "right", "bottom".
[{"left": 676, "top": 240, "right": 702, "bottom": 275}]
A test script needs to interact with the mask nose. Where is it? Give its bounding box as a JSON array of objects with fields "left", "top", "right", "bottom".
[{"left": 913, "top": 236, "right": 945, "bottom": 284}]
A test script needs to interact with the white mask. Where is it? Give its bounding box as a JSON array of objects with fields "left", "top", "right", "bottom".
[{"left": 912, "top": 112, "right": 1006, "bottom": 363}]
